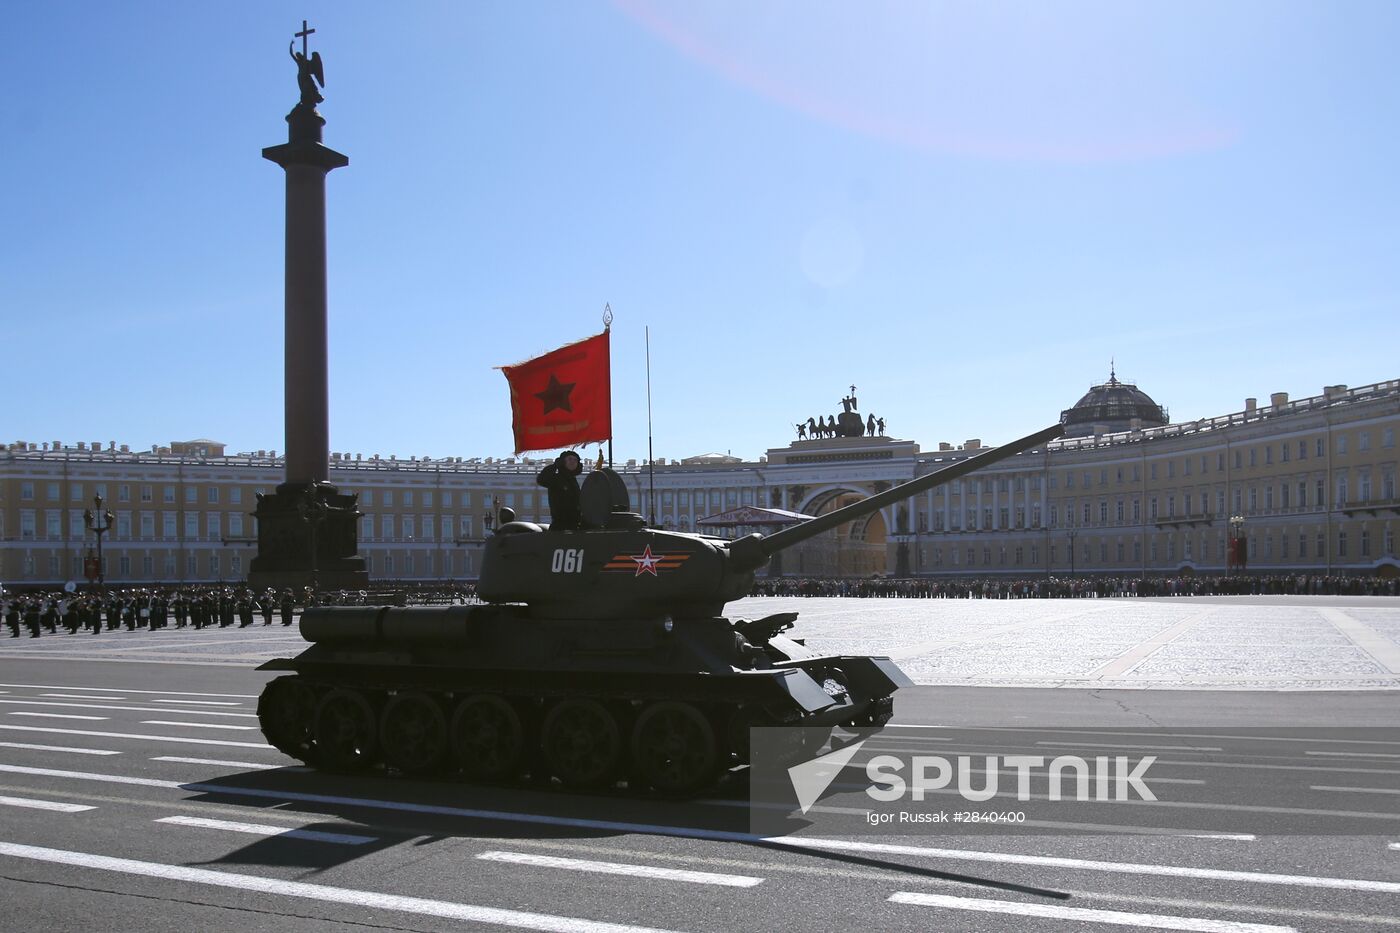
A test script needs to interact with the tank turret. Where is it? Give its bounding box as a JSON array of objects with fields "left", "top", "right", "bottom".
[
  {"left": 256, "top": 423, "right": 1064, "bottom": 795},
  {"left": 475, "top": 423, "right": 1064, "bottom": 619}
]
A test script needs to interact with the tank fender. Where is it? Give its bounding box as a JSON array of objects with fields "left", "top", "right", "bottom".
[
  {"left": 734, "top": 667, "right": 839, "bottom": 714},
  {"left": 764, "top": 633, "right": 819, "bottom": 662}
]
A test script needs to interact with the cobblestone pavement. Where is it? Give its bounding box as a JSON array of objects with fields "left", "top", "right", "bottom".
[
  {"left": 735, "top": 595, "right": 1400, "bottom": 690},
  {"left": 4, "top": 596, "right": 1399, "bottom": 689}
]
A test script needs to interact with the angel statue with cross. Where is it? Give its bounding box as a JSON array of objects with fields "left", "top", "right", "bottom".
[{"left": 289, "top": 21, "right": 325, "bottom": 110}]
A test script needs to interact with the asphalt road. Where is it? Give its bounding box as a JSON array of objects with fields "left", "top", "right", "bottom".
[{"left": 0, "top": 652, "right": 1396, "bottom": 932}]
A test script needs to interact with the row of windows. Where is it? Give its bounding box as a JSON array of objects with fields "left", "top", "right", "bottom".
[
  {"left": 14, "top": 482, "right": 250, "bottom": 505},
  {"left": 14, "top": 551, "right": 244, "bottom": 581},
  {"left": 11, "top": 545, "right": 485, "bottom": 581},
  {"left": 12, "top": 548, "right": 483, "bottom": 581},
  {"left": 915, "top": 469, "right": 1399, "bottom": 532},
  {"left": 920, "top": 526, "right": 1397, "bottom": 568},
  {"left": 1046, "top": 429, "right": 1397, "bottom": 491},
  {"left": 14, "top": 509, "right": 251, "bottom": 541}
]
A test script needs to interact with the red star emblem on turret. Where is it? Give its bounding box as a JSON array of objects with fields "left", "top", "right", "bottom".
[{"left": 630, "top": 545, "right": 663, "bottom": 577}]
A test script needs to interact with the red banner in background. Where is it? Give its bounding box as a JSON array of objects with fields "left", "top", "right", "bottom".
[{"left": 501, "top": 331, "right": 612, "bottom": 455}]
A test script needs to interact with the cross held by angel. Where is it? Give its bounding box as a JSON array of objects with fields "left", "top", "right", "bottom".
[{"left": 290, "top": 21, "right": 324, "bottom": 108}]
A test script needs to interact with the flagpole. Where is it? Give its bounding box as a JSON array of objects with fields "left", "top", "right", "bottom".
[
  {"left": 646, "top": 324, "right": 656, "bottom": 527},
  {"left": 604, "top": 303, "right": 614, "bottom": 469}
]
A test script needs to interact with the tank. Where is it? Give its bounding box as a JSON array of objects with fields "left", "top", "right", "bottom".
[{"left": 256, "top": 423, "right": 1064, "bottom": 793}]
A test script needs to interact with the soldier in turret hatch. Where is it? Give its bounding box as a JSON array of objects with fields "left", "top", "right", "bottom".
[{"left": 537, "top": 450, "right": 584, "bottom": 531}]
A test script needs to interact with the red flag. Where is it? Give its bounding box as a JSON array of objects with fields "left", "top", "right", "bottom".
[{"left": 501, "top": 331, "right": 612, "bottom": 454}]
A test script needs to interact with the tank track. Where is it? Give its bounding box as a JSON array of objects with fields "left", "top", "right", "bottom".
[{"left": 257, "top": 673, "right": 891, "bottom": 796}]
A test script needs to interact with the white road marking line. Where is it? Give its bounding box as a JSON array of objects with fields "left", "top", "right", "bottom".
[
  {"left": 0, "top": 698, "right": 257, "bottom": 718},
  {"left": 1036, "top": 741, "right": 1223, "bottom": 752},
  {"left": 1388, "top": 843, "right": 1400, "bottom": 851},
  {"left": 154, "top": 699, "right": 242, "bottom": 707},
  {"left": 1306, "top": 751, "right": 1400, "bottom": 759},
  {"left": 475, "top": 851, "right": 763, "bottom": 888},
  {"left": 0, "top": 741, "right": 119, "bottom": 756},
  {"left": 840, "top": 781, "right": 1400, "bottom": 822},
  {"left": 0, "top": 843, "right": 683, "bottom": 933},
  {"left": 1182, "top": 834, "right": 1257, "bottom": 841},
  {"left": 4, "top": 762, "right": 1396, "bottom": 894},
  {"left": 951, "top": 727, "right": 1400, "bottom": 748},
  {"left": 1141, "top": 760, "right": 1400, "bottom": 777},
  {"left": 1310, "top": 785, "right": 1400, "bottom": 795},
  {"left": 0, "top": 724, "right": 272, "bottom": 749},
  {"left": 0, "top": 682, "right": 256, "bottom": 699},
  {"left": 888, "top": 891, "right": 1296, "bottom": 932},
  {"left": 152, "top": 756, "right": 307, "bottom": 772},
  {"left": 829, "top": 771, "right": 1206, "bottom": 790},
  {"left": 791, "top": 837, "right": 1400, "bottom": 894},
  {"left": 9, "top": 712, "right": 108, "bottom": 721},
  {"left": 140, "top": 721, "right": 256, "bottom": 731},
  {"left": 155, "top": 815, "right": 376, "bottom": 845},
  {"left": 0, "top": 795, "right": 97, "bottom": 813},
  {"left": 41, "top": 694, "right": 124, "bottom": 701}
]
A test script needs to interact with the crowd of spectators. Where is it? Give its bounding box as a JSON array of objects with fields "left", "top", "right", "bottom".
[{"left": 750, "top": 574, "right": 1400, "bottom": 599}]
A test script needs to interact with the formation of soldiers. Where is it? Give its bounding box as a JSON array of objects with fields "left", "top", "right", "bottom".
[
  {"left": 3, "top": 586, "right": 303, "bottom": 638},
  {"left": 2, "top": 583, "right": 482, "bottom": 639},
  {"left": 750, "top": 573, "right": 1400, "bottom": 600}
]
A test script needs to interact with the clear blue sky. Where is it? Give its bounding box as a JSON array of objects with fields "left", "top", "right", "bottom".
[{"left": 4, "top": 1, "right": 1397, "bottom": 463}]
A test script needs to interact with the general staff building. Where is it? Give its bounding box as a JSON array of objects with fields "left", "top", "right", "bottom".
[{"left": 2, "top": 376, "right": 1397, "bottom": 587}]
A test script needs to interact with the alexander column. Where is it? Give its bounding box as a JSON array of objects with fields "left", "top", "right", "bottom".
[{"left": 249, "top": 21, "right": 368, "bottom": 591}]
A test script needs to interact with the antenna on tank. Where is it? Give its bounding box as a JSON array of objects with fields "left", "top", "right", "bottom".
[
  {"left": 604, "top": 303, "right": 614, "bottom": 469},
  {"left": 646, "top": 324, "right": 656, "bottom": 526}
]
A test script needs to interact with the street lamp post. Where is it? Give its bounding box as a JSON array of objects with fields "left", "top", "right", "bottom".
[
  {"left": 297, "top": 486, "right": 330, "bottom": 593},
  {"left": 1228, "top": 514, "right": 1246, "bottom": 576},
  {"left": 83, "top": 495, "right": 115, "bottom": 590},
  {"left": 1066, "top": 524, "right": 1079, "bottom": 576}
]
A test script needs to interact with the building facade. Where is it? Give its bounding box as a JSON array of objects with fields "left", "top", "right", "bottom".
[{"left": 2, "top": 378, "right": 1397, "bottom": 588}]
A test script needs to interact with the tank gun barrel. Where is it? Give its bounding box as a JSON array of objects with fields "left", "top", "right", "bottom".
[{"left": 728, "top": 423, "right": 1064, "bottom": 571}]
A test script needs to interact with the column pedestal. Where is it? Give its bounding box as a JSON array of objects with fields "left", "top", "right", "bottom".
[{"left": 248, "top": 481, "right": 367, "bottom": 590}]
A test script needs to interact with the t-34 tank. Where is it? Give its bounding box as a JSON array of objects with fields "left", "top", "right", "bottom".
[{"left": 257, "top": 423, "right": 1063, "bottom": 793}]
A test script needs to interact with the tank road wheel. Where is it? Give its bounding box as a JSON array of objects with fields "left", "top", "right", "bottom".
[
  {"left": 314, "top": 688, "right": 379, "bottom": 772},
  {"left": 257, "top": 677, "right": 318, "bottom": 763},
  {"left": 631, "top": 701, "right": 717, "bottom": 795},
  {"left": 541, "top": 698, "right": 622, "bottom": 789},
  {"left": 449, "top": 695, "right": 525, "bottom": 781},
  {"left": 379, "top": 692, "right": 448, "bottom": 775}
]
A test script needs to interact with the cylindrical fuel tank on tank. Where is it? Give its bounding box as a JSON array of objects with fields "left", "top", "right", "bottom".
[{"left": 300, "top": 606, "right": 476, "bottom": 644}]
